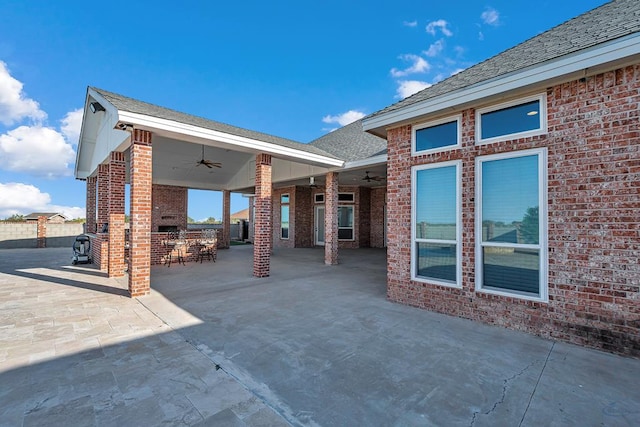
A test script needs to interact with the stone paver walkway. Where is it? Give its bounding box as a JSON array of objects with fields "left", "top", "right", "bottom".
[{"left": 0, "top": 248, "right": 288, "bottom": 426}]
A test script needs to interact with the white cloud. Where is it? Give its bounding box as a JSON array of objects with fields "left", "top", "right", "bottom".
[
  {"left": 390, "top": 54, "right": 430, "bottom": 77},
  {"left": 0, "top": 182, "right": 84, "bottom": 219},
  {"left": 60, "top": 108, "right": 83, "bottom": 145},
  {"left": 0, "top": 125, "right": 75, "bottom": 178},
  {"left": 0, "top": 61, "right": 47, "bottom": 126},
  {"left": 481, "top": 8, "right": 500, "bottom": 26},
  {"left": 424, "top": 40, "right": 445, "bottom": 57},
  {"left": 322, "top": 110, "right": 366, "bottom": 127},
  {"left": 403, "top": 20, "right": 418, "bottom": 27},
  {"left": 426, "top": 19, "right": 453, "bottom": 37},
  {"left": 478, "top": 31, "right": 485, "bottom": 41},
  {"left": 396, "top": 80, "right": 432, "bottom": 99}
]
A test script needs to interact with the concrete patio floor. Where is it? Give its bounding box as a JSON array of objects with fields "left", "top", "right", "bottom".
[{"left": 1, "top": 246, "right": 639, "bottom": 426}]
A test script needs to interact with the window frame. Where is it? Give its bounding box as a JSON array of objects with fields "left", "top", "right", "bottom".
[
  {"left": 314, "top": 193, "right": 324, "bottom": 203},
  {"left": 337, "top": 204, "right": 355, "bottom": 241},
  {"left": 338, "top": 192, "right": 355, "bottom": 203},
  {"left": 280, "top": 193, "right": 290, "bottom": 240},
  {"left": 476, "top": 94, "right": 547, "bottom": 145},
  {"left": 475, "top": 148, "right": 548, "bottom": 301},
  {"left": 411, "top": 160, "right": 462, "bottom": 288},
  {"left": 412, "top": 114, "right": 462, "bottom": 156}
]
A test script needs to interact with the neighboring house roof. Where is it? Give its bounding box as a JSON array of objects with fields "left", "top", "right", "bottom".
[
  {"left": 366, "top": 0, "right": 640, "bottom": 123},
  {"left": 24, "top": 213, "right": 68, "bottom": 221},
  {"left": 309, "top": 119, "right": 387, "bottom": 162},
  {"left": 231, "top": 208, "right": 250, "bottom": 221},
  {"left": 91, "top": 87, "right": 340, "bottom": 161}
]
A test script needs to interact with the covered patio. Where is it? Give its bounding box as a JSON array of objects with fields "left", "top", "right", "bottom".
[{"left": 76, "top": 88, "right": 387, "bottom": 297}]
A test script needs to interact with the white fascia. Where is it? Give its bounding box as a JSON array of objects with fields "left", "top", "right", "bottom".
[
  {"left": 117, "top": 111, "right": 344, "bottom": 168},
  {"left": 341, "top": 154, "right": 388, "bottom": 171},
  {"left": 363, "top": 33, "right": 640, "bottom": 131}
]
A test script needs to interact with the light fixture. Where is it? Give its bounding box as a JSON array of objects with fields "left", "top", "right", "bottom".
[
  {"left": 526, "top": 110, "right": 538, "bottom": 116},
  {"left": 309, "top": 176, "right": 318, "bottom": 188},
  {"left": 89, "top": 102, "right": 105, "bottom": 113}
]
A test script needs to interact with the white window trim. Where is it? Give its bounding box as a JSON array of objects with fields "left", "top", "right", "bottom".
[
  {"left": 280, "top": 193, "right": 290, "bottom": 240},
  {"left": 411, "top": 160, "right": 462, "bottom": 288},
  {"left": 475, "top": 148, "right": 548, "bottom": 302},
  {"left": 337, "top": 204, "right": 355, "bottom": 241},
  {"left": 314, "top": 193, "right": 324, "bottom": 203},
  {"left": 476, "top": 93, "right": 547, "bottom": 145},
  {"left": 412, "top": 114, "right": 462, "bottom": 156},
  {"left": 338, "top": 192, "right": 355, "bottom": 203}
]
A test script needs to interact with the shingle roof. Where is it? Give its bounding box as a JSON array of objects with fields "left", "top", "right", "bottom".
[
  {"left": 368, "top": 0, "right": 640, "bottom": 120},
  {"left": 91, "top": 87, "right": 340, "bottom": 160},
  {"left": 24, "top": 213, "right": 66, "bottom": 220},
  {"left": 309, "top": 120, "right": 387, "bottom": 162}
]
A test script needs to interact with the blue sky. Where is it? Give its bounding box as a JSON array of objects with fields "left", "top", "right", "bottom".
[{"left": 0, "top": 0, "right": 606, "bottom": 221}]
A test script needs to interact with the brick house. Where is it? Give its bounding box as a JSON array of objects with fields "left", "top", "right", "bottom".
[
  {"left": 362, "top": 0, "right": 639, "bottom": 356},
  {"left": 76, "top": 0, "right": 638, "bottom": 355},
  {"left": 24, "top": 213, "right": 68, "bottom": 224}
]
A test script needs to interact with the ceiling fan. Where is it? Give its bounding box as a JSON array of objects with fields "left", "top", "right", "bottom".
[
  {"left": 362, "top": 171, "right": 384, "bottom": 182},
  {"left": 195, "top": 145, "right": 222, "bottom": 168}
]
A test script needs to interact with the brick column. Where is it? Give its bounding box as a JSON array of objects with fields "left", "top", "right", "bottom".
[
  {"left": 253, "top": 154, "right": 272, "bottom": 277},
  {"left": 324, "top": 171, "right": 339, "bottom": 265},
  {"left": 86, "top": 176, "right": 97, "bottom": 234},
  {"left": 222, "top": 190, "right": 231, "bottom": 248},
  {"left": 128, "top": 129, "right": 153, "bottom": 297},
  {"left": 108, "top": 213, "right": 126, "bottom": 277},
  {"left": 108, "top": 152, "right": 126, "bottom": 277},
  {"left": 36, "top": 216, "right": 47, "bottom": 248},
  {"left": 97, "top": 164, "right": 110, "bottom": 233}
]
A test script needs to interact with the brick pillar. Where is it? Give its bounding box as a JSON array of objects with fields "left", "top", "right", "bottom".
[
  {"left": 109, "top": 152, "right": 126, "bottom": 214},
  {"left": 108, "top": 152, "right": 126, "bottom": 277},
  {"left": 36, "top": 216, "right": 47, "bottom": 248},
  {"left": 253, "top": 153, "right": 272, "bottom": 277},
  {"left": 97, "top": 164, "right": 109, "bottom": 233},
  {"left": 108, "top": 213, "right": 125, "bottom": 277},
  {"left": 128, "top": 129, "right": 153, "bottom": 297},
  {"left": 222, "top": 190, "right": 231, "bottom": 248},
  {"left": 86, "top": 176, "right": 97, "bottom": 234},
  {"left": 324, "top": 171, "right": 339, "bottom": 265}
]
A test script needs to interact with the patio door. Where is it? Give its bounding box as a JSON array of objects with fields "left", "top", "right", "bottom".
[{"left": 314, "top": 205, "right": 325, "bottom": 246}]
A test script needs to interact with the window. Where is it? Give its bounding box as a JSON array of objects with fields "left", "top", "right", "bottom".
[
  {"left": 338, "top": 206, "right": 354, "bottom": 240},
  {"left": 412, "top": 161, "right": 461, "bottom": 287},
  {"left": 338, "top": 192, "right": 354, "bottom": 203},
  {"left": 476, "top": 149, "right": 547, "bottom": 300},
  {"left": 281, "top": 194, "right": 289, "bottom": 239},
  {"left": 314, "top": 193, "right": 324, "bottom": 203},
  {"left": 412, "top": 115, "right": 461, "bottom": 155},
  {"left": 476, "top": 94, "right": 546, "bottom": 144}
]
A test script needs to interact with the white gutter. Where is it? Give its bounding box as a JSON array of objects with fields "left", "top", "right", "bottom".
[
  {"left": 117, "top": 111, "right": 344, "bottom": 168},
  {"left": 363, "top": 33, "right": 640, "bottom": 131},
  {"left": 341, "top": 154, "right": 388, "bottom": 171}
]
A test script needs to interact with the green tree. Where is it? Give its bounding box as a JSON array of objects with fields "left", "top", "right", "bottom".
[
  {"left": 520, "top": 206, "right": 539, "bottom": 244},
  {"left": 4, "top": 214, "right": 25, "bottom": 222}
]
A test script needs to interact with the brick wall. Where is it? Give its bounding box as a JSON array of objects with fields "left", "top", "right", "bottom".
[
  {"left": 86, "top": 176, "right": 97, "bottom": 234},
  {"left": 370, "top": 187, "right": 386, "bottom": 248},
  {"left": 386, "top": 64, "right": 640, "bottom": 356},
  {"left": 151, "top": 184, "right": 188, "bottom": 232},
  {"left": 359, "top": 187, "right": 371, "bottom": 248},
  {"left": 295, "top": 186, "right": 313, "bottom": 247}
]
